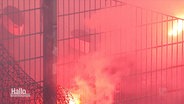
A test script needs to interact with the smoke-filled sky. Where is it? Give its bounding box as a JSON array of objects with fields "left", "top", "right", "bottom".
[{"left": 127, "top": 0, "right": 184, "bottom": 18}]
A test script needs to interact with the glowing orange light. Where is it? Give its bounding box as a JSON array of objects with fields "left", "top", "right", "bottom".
[
  {"left": 69, "top": 93, "right": 81, "bottom": 104},
  {"left": 168, "top": 20, "right": 183, "bottom": 36}
]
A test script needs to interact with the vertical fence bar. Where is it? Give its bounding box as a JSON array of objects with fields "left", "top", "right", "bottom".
[
  {"left": 145, "top": 10, "right": 148, "bottom": 104},
  {"left": 135, "top": 7, "right": 138, "bottom": 104},
  {"left": 150, "top": 11, "right": 153, "bottom": 104},
  {"left": 43, "top": 0, "right": 57, "bottom": 104},
  {"left": 166, "top": 16, "right": 168, "bottom": 104},
  {"left": 160, "top": 15, "right": 163, "bottom": 104},
  {"left": 171, "top": 17, "right": 174, "bottom": 104}
]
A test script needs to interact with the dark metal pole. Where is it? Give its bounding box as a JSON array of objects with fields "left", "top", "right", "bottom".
[{"left": 43, "top": 0, "right": 57, "bottom": 104}]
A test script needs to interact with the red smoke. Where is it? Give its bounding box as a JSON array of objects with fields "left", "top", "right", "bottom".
[
  {"left": 57, "top": 2, "right": 184, "bottom": 104},
  {"left": 62, "top": 53, "right": 136, "bottom": 104}
]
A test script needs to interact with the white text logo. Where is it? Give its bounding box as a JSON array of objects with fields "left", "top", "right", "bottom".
[{"left": 10, "top": 88, "right": 30, "bottom": 97}]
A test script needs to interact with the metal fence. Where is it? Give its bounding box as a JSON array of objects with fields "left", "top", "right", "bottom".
[
  {"left": 0, "top": 0, "right": 43, "bottom": 103},
  {"left": 0, "top": 0, "right": 184, "bottom": 104},
  {"left": 58, "top": 0, "right": 184, "bottom": 104}
]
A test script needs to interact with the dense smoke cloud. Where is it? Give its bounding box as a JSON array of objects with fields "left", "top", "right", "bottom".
[
  {"left": 57, "top": 1, "right": 184, "bottom": 104},
  {"left": 70, "top": 53, "right": 136, "bottom": 104}
]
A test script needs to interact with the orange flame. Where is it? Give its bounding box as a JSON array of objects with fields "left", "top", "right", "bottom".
[{"left": 70, "top": 93, "right": 81, "bottom": 104}]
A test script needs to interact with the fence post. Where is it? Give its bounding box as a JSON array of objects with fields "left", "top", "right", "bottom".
[{"left": 42, "top": 0, "right": 57, "bottom": 103}]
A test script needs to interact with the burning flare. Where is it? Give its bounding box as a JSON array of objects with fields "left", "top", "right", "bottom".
[
  {"left": 168, "top": 19, "right": 183, "bottom": 36},
  {"left": 69, "top": 93, "right": 81, "bottom": 104}
]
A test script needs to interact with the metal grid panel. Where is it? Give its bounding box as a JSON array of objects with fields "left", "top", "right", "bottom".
[
  {"left": 0, "top": 0, "right": 43, "bottom": 82},
  {"left": 0, "top": 0, "right": 43, "bottom": 103},
  {"left": 57, "top": 0, "right": 184, "bottom": 104},
  {"left": 0, "top": 45, "right": 42, "bottom": 103}
]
